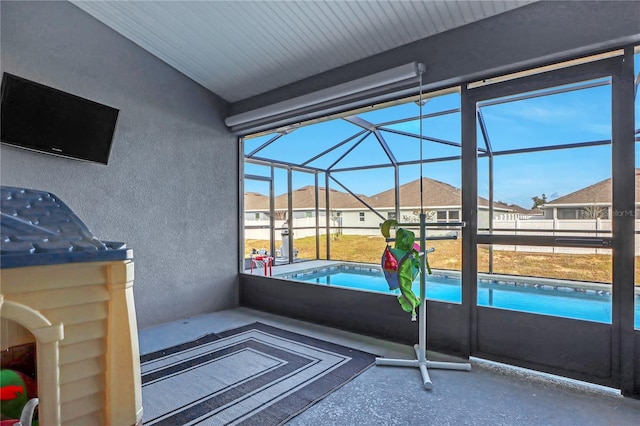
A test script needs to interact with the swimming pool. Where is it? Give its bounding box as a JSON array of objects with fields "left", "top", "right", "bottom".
[{"left": 276, "top": 264, "right": 640, "bottom": 328}]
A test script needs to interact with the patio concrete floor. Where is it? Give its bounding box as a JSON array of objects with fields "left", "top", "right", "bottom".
[{"left": 138, "top": 307, "right": 640, "bottom": 426}]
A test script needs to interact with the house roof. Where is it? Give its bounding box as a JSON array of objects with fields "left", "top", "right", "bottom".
[
  {"left": 245, "top": 186, "right": 368, "bottom": 211},
  {"left": 544, "top": 170, "right": 640, "bottom": 206},
  {"left": 281, "top": 186, "right": 367, "bottom": 210},
  {"left": 366, "top": 177, "right": 507, "bottom": 211},
  {"left": 247, "top": 177, "right": 519, "bottom": 211},
  {"left": 494, "top": 201, "right": 538, "bottom": 215},
  {"left": 367, "top": 177, "right": 461, "bottom": 208},
  {"left": 244, "top": 192, "right": 269, "bottom": 210}
]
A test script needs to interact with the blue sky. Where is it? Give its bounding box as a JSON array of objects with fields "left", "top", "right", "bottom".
[{"left": 245, "top": 54, "right": 640, "bottom": 210}]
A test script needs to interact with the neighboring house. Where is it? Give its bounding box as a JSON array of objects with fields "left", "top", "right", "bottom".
[
  {"left": 365, "top": 178, "right": 511, "bottom": 229},
  {"left": 245, "top": 177, "right": 520, "bottom": 231},
  {"left": 493, "top": 201, "right": 542, "bottom": 220},
  {"left": 540, "top": 170, "right": 640, "bottom": 219},
  {"left": 367, "top": 178, "right": 464, "bottom": 223},
  {"left": 244, "top": 186, "right": 365, "bottom": 225},
  {"left": 284, "top": 186, "right": 366, "bottom": 220},
  {"left": 244, "top": 192, "right": 270, "bottom": 221}
]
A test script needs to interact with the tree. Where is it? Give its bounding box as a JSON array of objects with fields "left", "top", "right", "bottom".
[
  {"left": 329, "top": 210, "right": 342, "bottom": 240},
  {"left": 531, "top": 194, "right": 547, "bottom": 210},
  {"left": 265, "top": 210, "right": 287, "bottom": 220},
  {"left": 402, "top": 210, "right": 435, "bottom": 223},
  {"left": 581, "top": 204, "right": 608, "bottom": 219}
]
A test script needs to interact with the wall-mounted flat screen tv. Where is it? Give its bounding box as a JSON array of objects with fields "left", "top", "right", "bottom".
[{"left": 1, "top": 73, "right": 119, "bottom": 165}]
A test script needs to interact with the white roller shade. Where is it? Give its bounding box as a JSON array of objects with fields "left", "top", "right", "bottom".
[{"left": 226, "top": 62, "right": 425, "bottom": 135}]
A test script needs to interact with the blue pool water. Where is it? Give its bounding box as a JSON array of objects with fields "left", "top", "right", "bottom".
[{"left": 278, "top": 265, "right": 640, "bottom": 328}]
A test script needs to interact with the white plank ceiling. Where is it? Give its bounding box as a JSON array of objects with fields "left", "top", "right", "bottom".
[{"left": 71, "top": 1, "right": 534, "bottom": 103}]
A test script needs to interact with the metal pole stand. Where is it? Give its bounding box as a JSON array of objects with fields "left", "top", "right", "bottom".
[{"left": 375, "top": 213, "right": 471, "bottom": 390}]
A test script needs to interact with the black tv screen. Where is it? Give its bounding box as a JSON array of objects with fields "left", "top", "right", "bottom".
[{"left": 1, "top": 73, "right": 119, "bottom": 164}]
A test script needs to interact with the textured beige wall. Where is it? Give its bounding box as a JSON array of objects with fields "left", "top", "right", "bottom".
[{"left": 1, "top": 1, "right": 239, "bottom": 328}]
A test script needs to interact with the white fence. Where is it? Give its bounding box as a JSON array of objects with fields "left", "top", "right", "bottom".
[
  {"left": 488, "top": 218, "right": 616, "bottom": 255},
  {"left": 245, "top": 218, "right": 329, "bottom": 241},
  {"left": 245, "top": 217, "right": 640, "bottom": 255}
]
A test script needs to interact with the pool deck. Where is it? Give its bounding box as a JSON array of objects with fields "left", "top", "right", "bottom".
[{"left": 245, "top": 259, "right": 339, "bottom": 276}]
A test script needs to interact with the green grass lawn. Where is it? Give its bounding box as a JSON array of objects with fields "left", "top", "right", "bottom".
[{"left": 246, "top": 234, "right": 639, "bottom": 285}]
